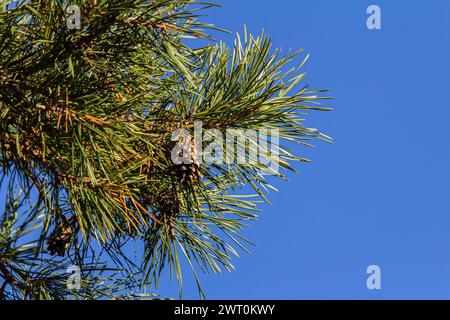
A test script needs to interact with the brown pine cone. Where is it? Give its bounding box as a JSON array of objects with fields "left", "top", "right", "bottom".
[{"left": 47, "top": 216, "right": 73, "bottom": 257}]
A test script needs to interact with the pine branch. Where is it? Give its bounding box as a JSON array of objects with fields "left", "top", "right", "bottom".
[{"left": 0, "top": 0, "right": 332, "bottom": 299}]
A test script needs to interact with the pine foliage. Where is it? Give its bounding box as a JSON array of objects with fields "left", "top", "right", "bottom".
[{"left": 0, "top": 0, "right": 331, "bottom": 299}]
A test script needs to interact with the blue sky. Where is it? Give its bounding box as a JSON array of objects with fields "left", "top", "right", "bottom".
[{"left": 154, "top": 0, "right": 450, "bottom": 299}]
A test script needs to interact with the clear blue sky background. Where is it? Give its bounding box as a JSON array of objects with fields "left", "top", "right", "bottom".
[{"left": 154, "top": 0, "right": 450, "bottom": 299}]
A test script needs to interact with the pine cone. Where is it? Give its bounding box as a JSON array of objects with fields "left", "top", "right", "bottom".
[
  {"left": 47, "top": 216, "right": 73, "bottom": 257},
  {"left": 173, "top": 135, "right": 202, "bottom": 184},
  {"left": 152, "top": 191, "right": 179, "bottom": 239},
  {"left": 174, "top": 163, "right": 202, "bottom": 184}
]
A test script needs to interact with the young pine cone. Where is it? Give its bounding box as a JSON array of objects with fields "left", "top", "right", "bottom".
[
  {"left": 173, "top": 135, "right": 202, "bottom": 184},
  {"left": 174, "top": 163, "right": 202, "bottom": 184},
  {"left": 47, "top": 216, "right": 73, "bottom": 257},
  {"left": 158, "top": 200, "right": 179, "bottom": 240}
]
